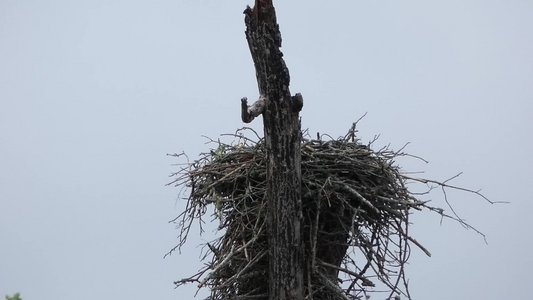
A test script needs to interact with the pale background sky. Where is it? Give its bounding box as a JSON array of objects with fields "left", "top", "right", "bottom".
[{"left": 1, "top": 0, "right": 532, "bottom": 299}]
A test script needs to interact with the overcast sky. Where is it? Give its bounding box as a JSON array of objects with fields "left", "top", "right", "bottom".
[{"left": 1, "top": 0, "right": 532, "bottom": 299}]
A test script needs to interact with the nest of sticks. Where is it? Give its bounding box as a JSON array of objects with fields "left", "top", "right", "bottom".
[{"left": 168, "top": 126, "right": 488, "bottom": 300}]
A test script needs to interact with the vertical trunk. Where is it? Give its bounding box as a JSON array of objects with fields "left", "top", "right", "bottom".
[{"left": 243, "top": 1, "right": 304, "bottom": 299}]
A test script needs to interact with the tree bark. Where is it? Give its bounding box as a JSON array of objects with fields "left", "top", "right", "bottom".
[{"left": 243, "top": 1, "right": 304, "bottom": 299}]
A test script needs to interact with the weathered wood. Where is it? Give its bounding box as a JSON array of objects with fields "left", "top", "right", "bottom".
[
  {"left": 241, "top": 96, "right": 265, "bottom": 123},
  {"left": 243, "top": 1, "right": 304, "bottom": 299}
]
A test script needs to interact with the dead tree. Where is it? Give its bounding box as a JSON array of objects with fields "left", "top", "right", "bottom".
[
  {"left": 168, "top": 1, "right": 493, "bottom": 299},
  {"left": 241, "top": 0, "right": 305, "bottom": 299}
]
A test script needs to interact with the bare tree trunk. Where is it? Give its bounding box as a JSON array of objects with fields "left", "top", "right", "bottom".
[{"left": 241, "top": 1, "right": 304, "bottom": 299}]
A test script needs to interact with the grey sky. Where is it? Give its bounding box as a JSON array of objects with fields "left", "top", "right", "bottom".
[{"left": 1, "top": 0, "right": 531, "bottom": 299}]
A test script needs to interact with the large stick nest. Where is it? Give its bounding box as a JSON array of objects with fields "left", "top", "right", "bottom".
[{"left": 168, "top": 126, "right": 488, "bottom": 300}]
